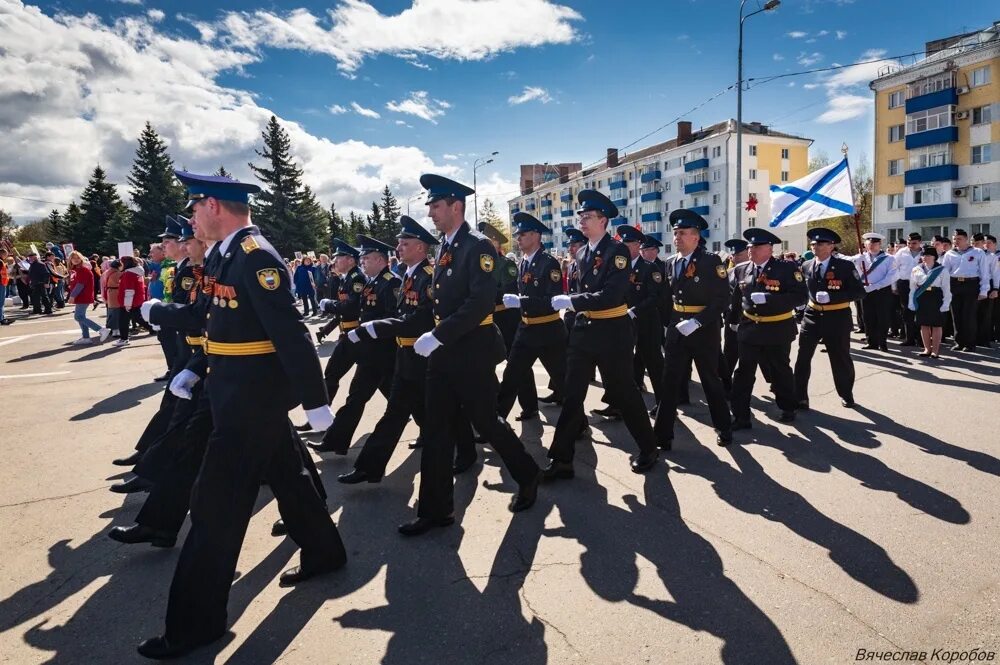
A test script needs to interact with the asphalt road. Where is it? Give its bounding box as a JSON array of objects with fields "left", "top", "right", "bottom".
[{"left": 1, "top": 305, "right": 998, "bottom": 664}]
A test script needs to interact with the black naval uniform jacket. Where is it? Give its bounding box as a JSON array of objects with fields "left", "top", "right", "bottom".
[
  {"left": 515, "top": 250, "right": 566, "bottom": 345},
  {"left": 168, "top": 258, "right": 204, "bottom": 373},
  {"left": 356, "top": 266, "right": 401, "bottom": 367},
  {"left": 320, "top": 266, "right": 366, "bottom": 331},
  {"left": 661, "top": 246, "right": 730, "bottom": 328},
  {"left": 568, "top": 234, "right": 633, "bottom": 352},
  {"left": 150, "top": 227, "right": 327, "bottom": 412},
  {"left": 364, "top": 259, "right": 435, "bottom": 379},
  {"left": 431, "top": 222, "right": 506, "bottom": 366},
  {"left": 729, "top": 256, "right": 808, "bottom": 345},
  {"left": 799, "top": 256, "right": 865, "bottom": 332},
  {"left": 626, "top": 255, "right": 663, "bottom": 331}
]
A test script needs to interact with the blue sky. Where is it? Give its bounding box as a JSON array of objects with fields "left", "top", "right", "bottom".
[{"left": 2, "top": 0, "right": 997, "bottom": 220}]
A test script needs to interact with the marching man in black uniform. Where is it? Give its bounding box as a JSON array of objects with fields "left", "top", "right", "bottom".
[
  {"left": 721, "top": 237, "right": 750, "bottom": 392},
  {"left": 729, "top": 228, "right": 808, "bottom": 429},
  {"left": 653, "top": 209, "right": 733, "bottom": 448},
  {"left": 137, "top": 171, "right": 346, "bottom": 659},
  {"left": 310, "top": 235, "right": 401, "bottom": 454},
  {"left": 496, "top": 212, "right": 567, "bottom": 419},
  {"left": 547, "top": 190, "right": 659, "bottom": 478},
  {"left": 401, "top": 174, "right": 540, "bottom": 536},
  {"left": 313, "top": 239, "right": 367, "bottom": 399},
  {"left": 618, "top": 226, "right": 664, "bottom": 406},
  {"left": 794, "top": 227, "right": 865, "bottom": 410},
  {"left": 560, "top": 226, "right": 586, "bottom": 338}
]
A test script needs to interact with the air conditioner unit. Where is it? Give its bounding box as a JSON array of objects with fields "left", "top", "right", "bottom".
[
  {"left": 956, "top": 110, "right": 970, "bottom": 120},
  {"left": 957, "top": 86, "right": 970, "bottom": 94},
  {"left": 953, "top": 187, "right": 968, "bottom": 197}
]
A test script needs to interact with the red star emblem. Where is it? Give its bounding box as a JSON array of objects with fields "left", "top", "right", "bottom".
[{"left": 745, "top": 194, "right": 758, "bottom": 212}]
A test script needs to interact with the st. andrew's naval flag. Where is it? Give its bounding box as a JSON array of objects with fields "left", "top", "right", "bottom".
[{"left": 769, "top": 156, "right": 855, "bottom": 228}]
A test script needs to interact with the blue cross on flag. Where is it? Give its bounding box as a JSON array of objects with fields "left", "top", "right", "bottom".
[{"left": 768, "top": 156, "right": 855, "bottom": 228}]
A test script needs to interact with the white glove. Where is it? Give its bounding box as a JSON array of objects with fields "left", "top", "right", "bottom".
[
  {"left": 750, "top": 292, "right": 767, "bottom": 305},
  {"left": 815, "top": 291, "right": 831, "bottom": 304},
  {"left": 305, "top": 405, "right": 335, "bottom": 432},
  {"left": 676, "top": 318, "right": 701, "bottom": 336},
  {"left": 139, "top": 298, "right": 160, "bottom": 322},
  {"left": 551, "top": 295, "right": 574, "bottom": 311},
  {"left": 627, "top": 308, "right": 636, "bottom": 319},
  {"left": 169, "top": 369, "right": 200, "bottom": 400},
  {"left": 729, "top": 323, "right": 739, "bottom": 332},
  {"left": 151, "top": 324, "right": 161, "bottom": 332},
  {"left": 414, "top": 331, "right": 442, "bottom": 357},
  {"left": 362, "top": 321, "right": 377, "bottom": 339},
  {"left": 318, "top": 298, "right": 332, "bottom": 311},
  {"left": 939, "top": 305, "right": 949, "bottom": 313},
  {"left": 347, "top": 329, "right": 360, "bottom": 343},
  {"left": 502, "top": 293, "right": 521, "bottom": 308}
]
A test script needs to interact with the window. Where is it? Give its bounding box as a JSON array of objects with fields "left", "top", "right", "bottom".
[
  {"left": 712, "top": 146, "right": 722, "bottom": 158},
  {"left": 971, "top": 184, "right": 993, "bottom": 203},
  {"left": 909, "top": 145, "right": 951, "bottom": 169},
  {"left": 749, "top": 145, "right": 757, "bottom": 157},
  {"left": 887, "top": 228, "right": 905, "bottom": 244},
  {"left": 970, "top": 65, "right": 991, "bottom": 88},
  {"left": 888, "top": 193, "right": 904, "bottom": 209},
  {"left": 712, "top": 169, "right": 721, "bottom": 182},
  {"left": 912, "top": 184, "right": 943, "bottom": 205},
  {"left": 748, "top": 169, "right": 758, "bottom": 180},
  {"left": 889, "top": 124, "right": 904, "bottom": 142},
  {"left": 971, "top": 144, "right": 992, "bottom": 164},
  {"left": 781, "top": 171, "right": 789, "bottom": 182},
  {"left": 663, "top": 244, "right": 672, "bottom": 255},
  {"left": 748, "top": 217, "right": 757, "bottom": 227},
  {"left": 972, "top": 105, "right": 992, "bottom": 125},
  {"left": 664, "top": 202, "right": 670, "bottom": 212},
  {"left": 712, "top": 241, "right": 721, "bottom": 252},
  {"left": 781, "top": 148, "right": 790, "bottom": 159},
  {"left": 888, "top": 159, "right": 903, "bottom": 176},
  {"left": 905, "top": 105, "right": 954, "bottom": 134},
  {"left": 921, "top": 225, "right": 948, "bottom": 239},
  {"left": 781, "top": 241, "right": 789, "bottom": 252},
  {"left": 679, "top": 199, "right": 684, "bottom": 208},
  {"left": 970, "top": 223, "right": 991, "bottom": 235},
  {"left": 908, "top": 72, "right": 955, "bottom": 97},
  {"left": 692, "top": 195, "right": 706, "bottom": 208},
  {"left": 888, "top": 90, "right": 904, "bottom": 108},
  {"left": 712, "top": 194, "right": 720, "bottom": 204},
  {"left": 664, "top": 180, "right": 671, "bottom": 191}
]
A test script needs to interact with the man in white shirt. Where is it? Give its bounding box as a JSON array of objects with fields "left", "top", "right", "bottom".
[
  {"left": 942, "top": 228, "right": 990, "bottom": 352},
  {"left": 892, "top": 232, "right": 924, "bottom": 346}
]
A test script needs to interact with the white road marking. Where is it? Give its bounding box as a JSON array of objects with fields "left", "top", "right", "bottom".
[
  {"left": 0, "top": 330, "right": 79, "bottom": 347},
  {"left": 0, "top": 371, "right": 71, "bottom": 380}
]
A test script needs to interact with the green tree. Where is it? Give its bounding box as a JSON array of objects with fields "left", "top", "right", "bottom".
[
  {"left": 15, "top": 218, "right": 52, "bottom": 244},
  {"left": 364, "top": 184, "right": 402, "bottom": 244},
  {"left": 344, "top": 211, "right": 365, "bottom": 245},
  {"left": 214, "top": 165, "right": 231, "bottom": 178},
  {"left": 62, "top": 202, "right": 82, "bottom": 245},
  {"left": 300, "top": 185, "right": 330, "bottom": 252},
  {"left": 45, "top": 209, "right": 66, "bottom": 243},
  {"left": 127, "top": 122, "right": 186, "bottom": 247},
  {"left": 479, "top": 198, "right": 510, "bottom": 253},
  {"left": 248, "top": 115, "right": 326, "bottom": 256},
  {"left": 328, "top": 203, "right": 345, "bottom": 243},
  {"left": 77, "top": 165, "right": 130, "bottom": 255},
  {"left": 0, "top": 209, "right": 16, "bottom": 245}
]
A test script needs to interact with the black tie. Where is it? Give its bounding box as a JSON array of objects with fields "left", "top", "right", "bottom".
[
  {"left": 676, "top": 258, "right": 687, "bottom": 280},
  {"left": 520, "top": 259, "right": 528, "bottom": 279},
  {"left": 583, "top": 247, "right": 591, "bottom": 267},
  {"left": 439, "top": 241, "right": 450, "bottom": 260}
]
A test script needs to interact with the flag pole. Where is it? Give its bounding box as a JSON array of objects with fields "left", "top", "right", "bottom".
[{"left": 842, "top": 143, "right": 869, "bottom": 286}]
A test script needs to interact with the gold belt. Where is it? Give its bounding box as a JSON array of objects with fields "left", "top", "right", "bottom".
[
  {"left": 185, "top": 335, "right": 206, "bottom": 348},
  {"left": 673, "top": 304, "right": 706, "bottom": 313},
  {"left": 205, "top": 339, "right": 276, "bottom": 356},
  {"left": 522, "top": 312, "right": 562, "bottom": 325},
  {"left": 952, "top": 276, "right": 978, "bottom": 282},
  {"left": 808, "top": 301, "right": 850, "bottom": 312},
  {"left": 434, "top": 314, "right": 494, "bottom": 327},
  {"left": 396, "top": 337, "right": 417, "bottom": 347},
  {"left": 339, "top": 320, "right": 360, "bottom": 331},
  {"left": 742, "top": 310, "right": 794, "bottom": 323},
  {"left": 578, "top": 305, "right": 628, "bottom": 320}
]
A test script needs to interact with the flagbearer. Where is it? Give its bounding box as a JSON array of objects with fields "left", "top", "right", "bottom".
[{"left": 793, "top": 228, "right": 865, "bottom": 410}]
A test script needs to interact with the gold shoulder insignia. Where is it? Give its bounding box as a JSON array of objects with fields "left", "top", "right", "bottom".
[
  {"left": 241, "top": 235, "right": 260, "bottom": 253},
  {"left": 614, "top": 255, "right": 628, "bottom": 270},
  {"left": 423, "top": 265, "right": 434, "bottom": 276},
  {"left": 716, "top": 265, "right": 727, "bottom": 278},
  {"left": 383, "top": 272, "right": 393, "bottom": 281}
]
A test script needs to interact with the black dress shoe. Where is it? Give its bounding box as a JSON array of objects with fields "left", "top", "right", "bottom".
[
  {"left": 338, "top": 469, "right": 381, "bottom": 484},
  {"left": 732, "top": 419, "right": 752, "bottom": 431},
  {"left": 841, "top": 398, "right": 856, "bottom": 408},
  {"left": 271, "top": 519, "right": 287, "bottom": 537},
  {"left": 951, "top": 344, "right": 963, "bottom": 351},
  {"left": 278, "top": 558, "right": 347, "bottom": 587},
  {"left": 542, "top": 460, "right": 574, "bottom": 481},
  {"left": 109, "top": 476, "right": 153, "bottom": 494},
  {"left": 137, "top": 634, "right": 220, "bottom": 660},
  {"left": 108, "top": 524, "right": 175, "bottom": 548},
  {"left": 509, "top": 471, "right": 541, "bottom": 512},
  {"left": 797, "top": 399, "right": 810, "bottom": 411},
  {"left": 878, "top": 345, "right": 889, "bottom": 352},
  {"left": 716, "top": 430, "right": 733, "bottom": 447},
  {"left": 658, "top": 435, "right": 673, "bottom": 451},
  {"left": 453, "top": 454, "right": 477, "bottom": 475},
  {"left": 307, "top": 442, "right": 348, "bottom": 455},
  {"left": 398, "top": 515, "right": 455, "bottom": 536},
  {"left": 293, "top": 422, "right": 313, "bottom": 432},
  {"left": 592, "top": 406, "right": 622, "bottom": 420},
  {"left": 515, "top": 410, "right": 539, "bottom": 421},
  {"left": 153, "top": 372, "right": 171, "bottom": 382},
  {"left": 777, "top": 410, "right": 796, "bottom": 423},
  {"left": 538, "top": 392, "right": 563, "bottom": 405},
  {"left": 862, "top": 344, "right": 878, "bottom": 350},
  {"left": 112, "top": 451, "right": 142, "bottom": 466},
  {"left": 408, "top": 436, "right": 424, "bottom": 449},
  {"left": 630, "top": 451, "right": 659, "bottom": 473}
]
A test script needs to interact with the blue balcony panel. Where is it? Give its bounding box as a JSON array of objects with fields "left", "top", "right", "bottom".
[
  {"left": 560, "top": 209, "right": 574, "bottom": 218},
  {"left": 684, "top": 158, "right": 710, "bottom": 172},
  {"left": 641, "top": 212, "right": 662, "bottom": 223},
  {"left": 611, "top": 216, "right": 629, "bottom": 226},
  {"left": 904, "top": 164, "right": 958, "bottom": 186},
  {"left": 640, "top": 170, "right": 662, "bottom": 183},
  {"left": 526, "top": 202, "right": 536, "bottom": 210},
  {"left": 542, "top": 241, "right": 554, "bottom": 249},
  {"left": 609, "top": 180, "right": 627, "bottom": 190},
  {"left": 905, "top": 126, "right": 958, "bottom": 150},
  {"left": 640, "top": 191, "right": 663, "bottom": 202},
  {"left": 690, "top": 205, "right": 710, "bottom": 216},
  {"left": 905, "top": 88, "right": 958, "bottom": 114},
  {"left": 541, "top": 213, "right": 553, "bottom": 221},
  {"left": 684, "top": 181, "right": 710, "bottom": 194},
  {"left": 645, "top": 232, "right": 663, "bottom": 241},
  {"left": 560, "top": 193, "right": 573, "bottom": 202},
  {"left": 540, "top": 199, "right": 553, "bottom": 207},
  {"left": 612, "top": 197, "right": 628, "bottom": 207},
  {"left": 905, "top": 203, "right": 958, "bottom": 221}
]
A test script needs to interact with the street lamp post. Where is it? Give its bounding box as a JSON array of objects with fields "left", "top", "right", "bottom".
[
  {"left": 473, "top": 151, "right": 499, "bottom": 225},
  {"left": 405, "top": 191, "right": 425, "bottom": 216},
  {"left": 736, "top": 0, "right": 780, "bottom": 238}
]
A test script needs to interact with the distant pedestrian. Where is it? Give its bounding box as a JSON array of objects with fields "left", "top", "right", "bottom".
[
  {"left": 294, "top": 256, "right": 319, "bottom": 316},
  {"left": 116, "top": 256, "right": 147, "bottom": 346},
  {"left": 67, "top": 251, "right": 111, "bottom": 345}
]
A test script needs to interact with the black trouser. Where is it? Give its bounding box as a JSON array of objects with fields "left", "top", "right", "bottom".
[
  {"left": 321, "top": 348, "right": 395, "bottom": 452},
  {"left": 549, "top": 320, "right": 657, "bottom": 463},
  {"left": 854, "top": 300, "right": 865, "bottom": 332},
  {"left": 134, "top": 388, "right": 179, "bottom": 454},
  {"left": 861, "top": 287, "right": 892, "bottom": 348},
  {"left": 418, "top": 326, "right": 538, "bottom": 519},
  {"left": 300, "top": 293, "right": 318, "bottom": 316},
  {"left": 163, "top": 397, "right": 344, "bottom": 645},
  {"left": 975, "top": 294, "right": 993, "bottom": 346},
  {"left": 950, "top": 279, "right": 980, "bottom": 349},
  {"left": 497, "top": 324, "right": 566, "bottom": 419},
  {"left": 30, "top": 283, "right": 52, "bottom": 314},
  {"left": 896, "top": 281, "right": 917, "bottom": 343},
  {"left": 157, "top": 328, "right": 178, "bottom": 373},
  {"left": 722, "top": 324, "right": 738, "bottom": 392},
  {"left": 632, "top": 317, "right": 664, "bottom": 400},
  {"left": 730, "top": 341, "right": 796, "bottom": 423},
  {"left": 16, "top": 280, "right": 31, "bottom": 308},
  {"left": 993, "top": 295, "right": 1000, "bottom": 342},
  {"left": 119, "top": 308, "right": 150, "bottom": 341},
  {"left": 654, "top": 321, "right": 731, "bottom": 440},
  {"left": 134, "top": 389, "right": 199, "bottom": 480},
  {"left": 794, "top": 311, "right": 854, "bottom": 403},
  {"left": 322, "top": 333, "right": 359, "bottom": 403},
  {"left": 496, "top": 307, "right": 536, "bottom": 413}
]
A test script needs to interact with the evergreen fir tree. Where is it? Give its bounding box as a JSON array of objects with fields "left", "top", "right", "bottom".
[
  {"left": 127, "top": 122, "right": 186, "bottom": 247},
  {"left": 300, "top": 185, "right": 330, "bottom": 252},
  {"left": 479, "top": 198, "right": 509, "bottom": 253},
  {"left": 77, "top": 165, "right": 130, "bottom": 255},
  {"left": 62, "top": 203, "right": 82, "bottom": 246},
  {"left": 365, "top": 201, "right": 383, "bottom": 240},
  {"left": 328, "top": 203, "right": 345, "bottom": 243},
  {"left": 215, "top": 165, "right": 231, "bottom": 178},
  {"left": 345, "top": 211, "right": 365, "bottom": 245},
  {"left": 367, "top": 185, "right": 402, "bottom": 244},
  {"left": 46, "top": 209, "right": 65, "bottom": 242}
]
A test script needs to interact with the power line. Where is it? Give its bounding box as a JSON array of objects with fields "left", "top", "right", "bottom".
[{"left": 0, "top": 194, "right": 74, "bottom": 208}]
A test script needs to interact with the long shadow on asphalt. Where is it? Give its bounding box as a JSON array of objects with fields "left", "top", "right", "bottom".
[
  {"left": 69, "top": 382, "right": 165, "bottom": 421},
  {"left": 853, "top": 349, "right": 1000, "bottom": 393}
]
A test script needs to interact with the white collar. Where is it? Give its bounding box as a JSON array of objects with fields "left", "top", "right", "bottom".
[
  {"left": 522, "top": 249, "right": 538, "bottom": 264},
  {"left": 677, "top": 251, "right": 694, "bottom": 262},
  {"left": 754, "top": 260, "right": 768, "bottom": 270},
  {"left": 631, "top": 256, "right": 640, "bottom": 268},
  {"left": 587, "top": 234, "right": 606, "bottom": 252},
  {"left": 405, "top": 262, "right": 421, "bottom": 278},
  {"left": 444, "top": 223, "right": 464, "bottom": 246},
  {"left": 218, "top": 226, "right": 251, "bottom": 255}
]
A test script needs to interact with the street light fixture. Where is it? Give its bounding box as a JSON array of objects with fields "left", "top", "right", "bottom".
[
  {"left": 735, "top": 0, "right": 780, "bottom": 238},
  {"left": 473, "top": 151, "right": 499, "bottom": 225},
  {"left": 405, "top": 191, "right": 426, "bottom": 216}
]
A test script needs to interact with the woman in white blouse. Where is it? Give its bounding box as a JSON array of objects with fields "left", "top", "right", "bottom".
[{"left": 908, "top": 246, "right": 952, "bottom": 358}]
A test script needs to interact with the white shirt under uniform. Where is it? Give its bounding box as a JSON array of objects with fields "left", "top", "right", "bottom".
[
  {"left": 893, "top": 249, "right": 922, "bottom": 284},
  {"left": 941, "top": 247, "right": 990, "bottom": 296}
]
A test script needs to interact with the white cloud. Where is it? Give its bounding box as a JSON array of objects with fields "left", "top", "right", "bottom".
[
  {"left": 797, "top": 51, "right": 823, "bottom": 66},
  {"left": 816, "top": 94, "right": 869, "bottom": 123},
  {"left": 803, "top": 83, "right": 820, "bottom": 90},
  {"left": 810, "top": 48, "right": 898, "bottom": 124},
  {"left": 507, "top": 86, "right": 552, "bottom": 105},
  {"left": 786, "top": 31, "right": 808, "bottom": 39},
  {"left": 473, "top": 171, "right": 521, "bottom": 215},
  {"left": 394, "top": 120, "right": 413, "bottom": 128},
  {"left": 217, "top": 0, "right": 583, "bottom": 73},
  {"left": 0, "top": 3, "right": 456, "bottom": 221},
  {"left": 443, "top": 154, "right": 459, "bottom": 160},
  {"left": 112, "top": 0, "right": 143, "bottom": 4},
  {"left": 772, "top": 53, "right": 784, "bottom": 61},
  {"left": 787, "top": 81, "right": 796, "bottom": 87},
  {"left": 350, "top": 101, "right": 381, "bottom": 119},
  {"left": 176, "top": 13, "right": 217, "bottom": 41},
  {"left": 328, "top": 104, "right": 348, "bottom": 114},
  {"left": 836, "top": 30, "right": 848, "bottom": 40},
  {"left": 146, "top": 9, "right": 165, "bottom": 22},
  {"left": 816, "top": 30, "right": 829, "bottom": 37},
  {"left": 386, "top": 90, "right": 450, "bottom": 124}
]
